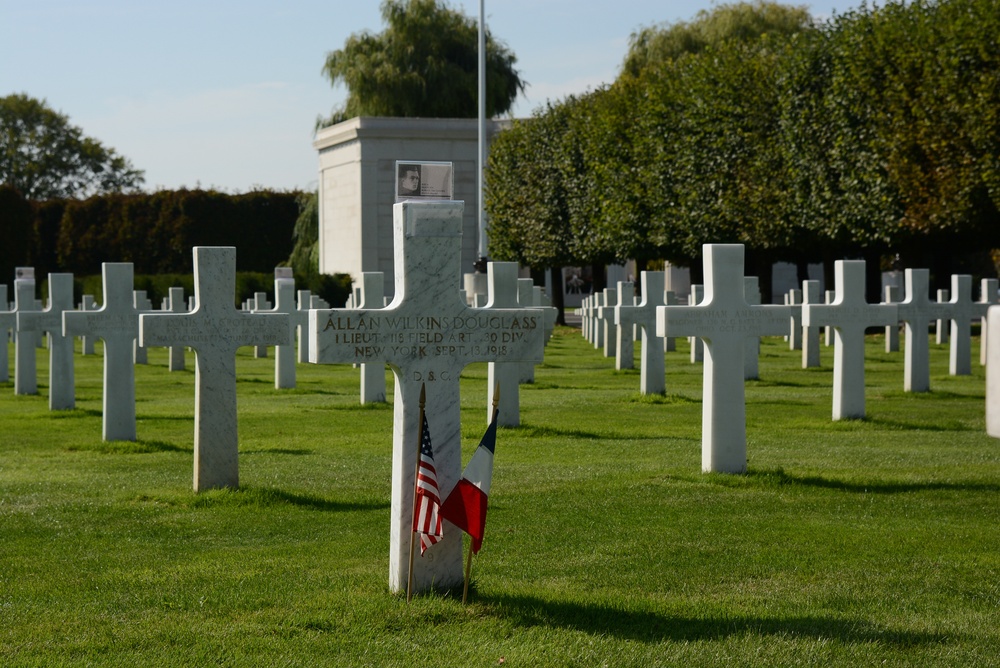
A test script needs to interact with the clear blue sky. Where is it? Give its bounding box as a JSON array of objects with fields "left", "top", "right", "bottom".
[{"left": 1, "top": 0, "right": 852, "bottom": 194}]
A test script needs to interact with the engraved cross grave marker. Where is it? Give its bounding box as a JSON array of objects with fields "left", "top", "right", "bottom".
[
  {"left": 140, "top": 247, "right": 291, "bottom": 491},
  {"left": 656, "top": 244, "right": 790, "bottom": 473},
  {"left": 309, "top": 202, "right": 544, "bottom": 594}
]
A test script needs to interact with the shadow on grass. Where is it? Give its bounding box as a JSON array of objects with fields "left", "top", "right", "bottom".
[
  {"left": 49, "top": 408, "right": 103, "bottom": 419},
  {"left": 67, "top": 439, "right": 189, "bottom": 454},
  {"left": 624, "top": 393, "right": 700, "bottom": 406},
  {"left": 241, "top": 448, "right": 315, "bottom": 456},
  {"left": 481, "top": 593, "right": 952, "bottom": 646},
  {"left": 510, "top": 424, "right": 606, "bottom": 440},
  {"left": 737, "top": 468, "right": 1000, "bottom": 494},
  {"left": 188, "top": 486, "right": 388, "bottom": 512},
  {"left": 863, "top": 417, "right": 976, "bottom": 432}
]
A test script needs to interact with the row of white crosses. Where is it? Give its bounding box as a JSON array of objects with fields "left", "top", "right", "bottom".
[
  {"left": 2, "top": 202, "right": 545, "bottom": 597},
  {"left": 650, "top": 244, "right": 998, "bottom": 474}
]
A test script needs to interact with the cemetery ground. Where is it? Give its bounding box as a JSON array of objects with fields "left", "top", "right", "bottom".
[{"left": 2, "top": 327, "right": 998, "bottom": 667}]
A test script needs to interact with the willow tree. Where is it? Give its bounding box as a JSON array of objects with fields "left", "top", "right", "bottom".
[{"left": 319, "top": 0, "right": 525, "bottom": 125}]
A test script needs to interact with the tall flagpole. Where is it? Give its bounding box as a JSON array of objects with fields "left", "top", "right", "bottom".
[
  {"left": 477, "top": 0, "right": 487, "bottom": 262},
  {"left": 406, "top": 383, "right": 427, "bottom": 603}
]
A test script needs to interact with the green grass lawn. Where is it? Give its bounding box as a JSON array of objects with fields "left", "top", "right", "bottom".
[{"left": 1, "top": 328, "right": 998, "bottom": 667}]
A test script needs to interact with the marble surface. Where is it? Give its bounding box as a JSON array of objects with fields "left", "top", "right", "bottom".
[
  {"left": 986, "top": 305, "right": 1000, "bottom": 437},
  {"left": 254, "top": 278, "right": 297, "bottom": 389},
  {"left": 688, "top": 285, "right": 704, "bottom": 363},
  {"left": 787, "top": 288, "right": 803, "bottom": 351},
  {"left": 358, "top": 272, "right": 386, "bottom": 403},
  {"left": 945, "top": 275, "right": 973, "bottom": 376},
  {"left": 896, "top": 269, "right": 950, "bottom": 393},
  {"left": 801, "top": 280, "right": 822, "bottom": 369},
  {"left": 295, "top": 290, "right": 312, "bottom": 364},
  {"left": 63, "top": 263, "right": 140, "bottom": 441},
  {"left": 167, "top": 287, "right": 187, "bottom": 371},
  {"left": 14, "top": 277, "right": 39, "bottom": 395},
  {"left": 656, "top": 244, "right": 790, "bottom": 474},
  {"left": 17, "top": 273, "right": 75, "bottom": 410},
  {"left": 0, "top": 284, "right": 14, "bottom": 383},
  {"left": 485, "top": 262, "right": 524, "bottom": 426},
  {"left": 607, "top": 282, "right": 634, "bottom": 370},
  {"left": 141, "top": 247, "right": 291, "bottom": 492},
  {"left": 80, "top": 295, "right": 97, "bottom": 355},
  {"left": 884, "top": 285, "right": 901, "bottom": 353},
  {"left": 309, "top": 201, "right": 544, "bottom": 594},
  {"left": 802, "top": 260, "right": 897, "bottom": 420},
  {"left": 615, "top": 271, "right": 666, "bottom": 395}
]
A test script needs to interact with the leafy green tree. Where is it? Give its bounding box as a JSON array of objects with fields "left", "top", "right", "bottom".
[
  {"left": 287, "top": 190, "right": 319, "bottom": 276},
  {"left": 622, "top": 0, "right": 813, "bottom": 77},
  {"left": 319, "top": 0, "right": 525, "bottom": 125},
  {"left": 0, "top": 93, "right": 144, "bottom": 200}
]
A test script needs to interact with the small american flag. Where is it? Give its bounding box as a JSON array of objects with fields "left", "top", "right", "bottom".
[{"left": 412, "top": 413, "right": 443, "bottom": 555}]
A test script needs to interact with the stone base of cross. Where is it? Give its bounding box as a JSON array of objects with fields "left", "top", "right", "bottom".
[{"left": 309, "top": 201, "right": 544, "bottom": 594}]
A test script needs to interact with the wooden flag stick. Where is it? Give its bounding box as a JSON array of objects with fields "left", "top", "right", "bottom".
[
  {"left": 462, "top": 539, "right": 474, "bottom": 604},
  {"left": 406, "top": 383, "right": 427, "bottom": 603}
]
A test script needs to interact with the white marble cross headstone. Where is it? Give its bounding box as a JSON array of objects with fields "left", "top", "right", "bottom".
[
  {"left": 945, "top": 275, "right": 973, "bottom": 376},
  {"left": 518, "top": 278, "right": 540, "bottom": 383},
  {"left": 486, "top": 262, "right": 524, "bottom": 426},
  {"left": 612, "top": 281, "right": 636, "bottom": 370},
  {"left": 17, "top": 273, "right": 76, "bottom": 410},
  {"left": 14, "top": 274, "right": 39, "bottom": 395},
  {"left": 802, "top": 260, "right": 897, "bottom": 420},
  {"left": 296, "top": 290, "right": 312, "bottom": 364},
  {"left": 132, "top": 290, "right": 154, "bottom": 364},
  {"left": 254, "top": 275, "right": 297, "bottom": 389},
  {"left": 533, "top": 286, "right": 557, "bottom": 345},
  {"left": 140, "top": 247, "right": 291, "bottom": 492},
  {"left": 615, "top": 271, "right": 666, "bottom": 395},
  {"left": 309, "top": 201, "right": 544, "bottom": 594},
  {"left": 787, "top": 288, "right": 803, "bottom": 351},
  {"left": 253, "top": 292, "right": 271, "bottom": 358},
  {"left": 79, "top": 295, "right": 97, "bottom": 355},
  {"left": 592, "top": 292, "right": 606, "bottom": 350},
  {"left": 0, "top": 284, "right": 13, "bottom": 383},
  {"left": 167, "top": 287, "right": 187, "bottom": 371},
  {"left": 656, "top": 244, "right": 790, "bottom": 473},
  {"left": 63, "top": 263, "right": 140, "bottom": 441},
  {"left": 897, "top": 269, "right": 945, "bottom": 393},
  {"left": 802, "top": 280, "right": 821, "bottom": 368},
  {"left": 936, "top": 289, "right": 951, "bottom": 345},
  {"left": 884, "top": 285, "right": 901, "bottom": 353},
  {"left": 598, "top": 287, "right": 617, "bottom": 359},
  {"left": 663, "top": 291, "right": 678, "bottom": 353}
]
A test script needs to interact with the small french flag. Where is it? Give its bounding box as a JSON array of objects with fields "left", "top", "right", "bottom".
[{"left": 440, "top": 415, "right": 497, "bottom": 554}]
